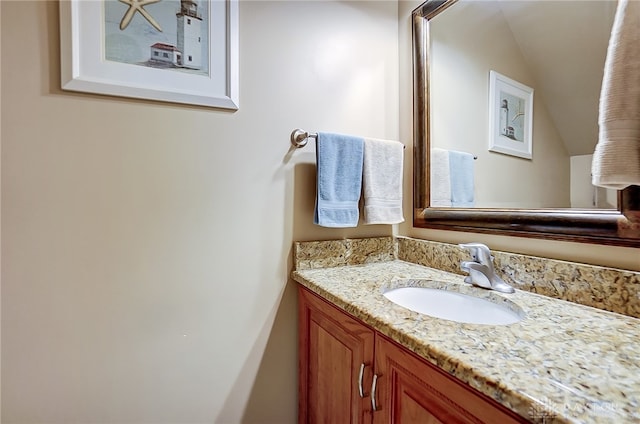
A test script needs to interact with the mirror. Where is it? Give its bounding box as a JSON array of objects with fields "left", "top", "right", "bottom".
[
  {"left": 430, "top": 0, "right": 616, "bottom": 209},
  {"left": 412, "top": 0, "right": 640, "bottom": 246}
]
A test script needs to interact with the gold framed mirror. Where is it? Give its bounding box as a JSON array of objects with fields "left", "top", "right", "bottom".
[{"left": 412, "top": 0, "right": 640, "bottom": 247}]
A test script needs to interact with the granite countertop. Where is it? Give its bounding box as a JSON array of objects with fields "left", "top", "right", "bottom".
[{"left": 292, "top": 260, "right": 640, "bottom": 424}]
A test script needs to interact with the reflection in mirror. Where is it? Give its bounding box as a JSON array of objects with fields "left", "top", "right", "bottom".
[
  {"left": 429, "top": 0, "right": 617, "bottom": 209},
  {"left": 412, "top": 0, "right": 640, "bottom": 247}
]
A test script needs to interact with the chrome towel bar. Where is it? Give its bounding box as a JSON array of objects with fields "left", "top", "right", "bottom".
[{"left": 290, "top": 128, "right": 407, "bottom": 150}]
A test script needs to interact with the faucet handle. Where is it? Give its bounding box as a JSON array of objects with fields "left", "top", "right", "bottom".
[{"left": 458, "top": 243, "right": 492, "bottom": 265}]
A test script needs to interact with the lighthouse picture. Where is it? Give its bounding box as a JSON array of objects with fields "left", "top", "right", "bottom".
[
  {"left": 176, "top": 0, "right": 203, "bottom": 69},
  {"left": 104, "top": 0, "right": 209, "bottom": 75}
]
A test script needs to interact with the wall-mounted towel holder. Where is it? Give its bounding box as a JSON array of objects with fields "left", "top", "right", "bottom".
[
  {"left": 290, "top": 128, "right": 406, "bottom": 150},
  {"left": 291, "top": 129, "right": 317, "bottom": 148}
]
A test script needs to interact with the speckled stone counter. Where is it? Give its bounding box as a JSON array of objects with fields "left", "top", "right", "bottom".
[{"left": 292, "top": 237, "right": 640, "bottom": 423}]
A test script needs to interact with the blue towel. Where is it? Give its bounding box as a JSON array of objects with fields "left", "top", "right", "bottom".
[
  {"left": 314, "top": 132, "right": 364, "bottom": 227},
  {"left": 449, "top": 150, "right": 475, "bottom": 207}
]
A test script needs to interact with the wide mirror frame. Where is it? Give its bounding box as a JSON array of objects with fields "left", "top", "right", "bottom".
[{"left": 412, "top": 0, "right": 640, "bottom": 248}]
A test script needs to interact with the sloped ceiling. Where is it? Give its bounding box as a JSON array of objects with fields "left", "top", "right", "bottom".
[{"left": 498, "top": 1, "right": 617, "bottom": 156}]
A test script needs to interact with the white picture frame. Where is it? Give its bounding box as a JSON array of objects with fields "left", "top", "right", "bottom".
[
  {"left": 60, "top": 0, "right": 238, "bottom": 110},
  {"left": 488, "top": 70, "right": 533, "bottom": 159}
]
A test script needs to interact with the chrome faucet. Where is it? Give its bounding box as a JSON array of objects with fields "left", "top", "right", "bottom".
[{"left": 459, "top": 243, "right": 514, "bottom": 293}]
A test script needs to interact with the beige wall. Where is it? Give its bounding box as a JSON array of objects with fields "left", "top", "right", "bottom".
[
  {"left": 0, "top": 1, "right": 3, "bottom": 419},
  {"left": 570, "top": 154, "right": 617, "bottom": 209},
  {"left": 2, "top": 1, "right": 639, "bottom": 422},
  {"left": 398, "top": 0, "right": 639, "bottom": 272},
  {"left": 1, "top": 1, "right": 398, "bottom": 422},
  {"left": 430, "top": 1, "right": 570, "bottom": 208}
]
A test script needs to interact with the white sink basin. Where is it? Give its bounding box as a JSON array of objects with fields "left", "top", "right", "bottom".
[{"left": 383, "top": 284, "right": 524, "bottom": 325}]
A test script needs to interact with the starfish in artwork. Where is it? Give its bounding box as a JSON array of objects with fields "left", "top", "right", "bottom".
[{"left": 118, "top": 0, "right": 163, "bottom": 32}]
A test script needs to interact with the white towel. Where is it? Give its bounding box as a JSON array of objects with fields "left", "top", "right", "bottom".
[
  {"left": 592, "top": 0, "right": 640, "bottom": 189},
  {"left": 430, "top": 148, "right": 451, "bottom": 207},
  {"left": 449, "top": 150, "right": 475, "bottom": 207},
  {"left": 362, "top": 138, "right": 404, "bottom": 225}
]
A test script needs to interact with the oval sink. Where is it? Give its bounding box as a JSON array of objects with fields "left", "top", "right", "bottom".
[{"left": 383, "top": 285, "right": 524, "bottom": 325}]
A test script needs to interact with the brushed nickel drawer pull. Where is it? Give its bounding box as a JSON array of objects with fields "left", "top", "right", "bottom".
[
  {"left": 371, "top": 374, "right": 379, "bottom": 411},
  {"left": 358, "top": 363, "right": 367, "bottom": 398}
]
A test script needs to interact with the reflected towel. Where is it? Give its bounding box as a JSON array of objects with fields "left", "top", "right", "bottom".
[
  {"left": 430, "top": 148, "right": 452, "bottom": 207},
  {"left": 449, "top": 150, "right": 475, "bottom": 207},
  {"left": 592, "top": 0, "right": 640, "bottom": 189},
  {"left": 314, "top": 132, "right": 364, "bottom": 227},
  {"left": 362, "top": 137, "right": 404, "bottom": 225}
]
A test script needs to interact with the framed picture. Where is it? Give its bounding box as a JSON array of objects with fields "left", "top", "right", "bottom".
[
  {"left": 60, "top": 0, "right": 238, "bottom": 110},
  {"left": 488, "top": 70, "right": 533, "bottom": 159}
]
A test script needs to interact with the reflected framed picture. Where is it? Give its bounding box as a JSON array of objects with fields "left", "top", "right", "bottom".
[
  {"left": 60, "top": 0, "right": 238, "bottom": 110},
  {"left": 488, "top": 70, "right": 533, "bottom": 159}
]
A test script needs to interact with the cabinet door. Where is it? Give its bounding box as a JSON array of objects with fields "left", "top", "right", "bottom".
[
  {"left": 299, "top": 287, "right": 375, "bottom": 424},
  {"left": 373, "top": 335, "right": 528, "bottom": 424}
]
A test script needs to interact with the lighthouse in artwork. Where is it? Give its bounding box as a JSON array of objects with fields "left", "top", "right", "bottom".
[{"left": 176, "top": 0, "right": 203, "bottom": 70}]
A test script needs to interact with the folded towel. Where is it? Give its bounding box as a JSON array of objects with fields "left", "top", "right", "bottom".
[
  {"left": 362, "top": 137, "right": 404, "bottom": 225},
  {"left": 430, "top": 148, "right": 452, "bottom": 207},
  {"left": 314, "top": 132, "right": 364, "bottom": 227},
  {"left": 592, "top": 0, "right": 640, "bottom": 189},
  {"left": 449, "top": 150, "right": 475, "bottom": 207}
]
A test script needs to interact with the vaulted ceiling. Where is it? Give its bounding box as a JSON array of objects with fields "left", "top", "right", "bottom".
[{"left": 498, "top": 1, "right": 617, "bottom": 156}]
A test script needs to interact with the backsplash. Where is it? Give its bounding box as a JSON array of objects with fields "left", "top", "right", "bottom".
[
  {"left": 294, "top": 237, "right": 396, "bottom": 270},
  {"left": 293, "top": 236, "right": 640, "bottom": 319}
]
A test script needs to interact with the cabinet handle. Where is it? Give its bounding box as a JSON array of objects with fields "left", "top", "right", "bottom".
[
  {"left": 358, "top": 363, "right": 367, "bottom": 398},
  {"left": 371, "top": 374, "right": 379, "bottom": 411}
]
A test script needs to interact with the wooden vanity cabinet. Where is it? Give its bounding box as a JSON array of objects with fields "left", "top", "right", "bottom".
[
  {"left": 373, "top": 336, "right": 528, "bottom": 423},
  {"left": 298, "top": 286, "right": 529, "bottom": 424},
  {"left": 298, "top": 285, "right": 375, "bottom": 423}
]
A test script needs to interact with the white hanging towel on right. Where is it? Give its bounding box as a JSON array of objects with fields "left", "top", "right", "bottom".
[
  {"left": 592, "top": 0, "right": 640, "bottom": 190},
  {"left": 362, "top": 137, "right": 404, "bottom": 225}
]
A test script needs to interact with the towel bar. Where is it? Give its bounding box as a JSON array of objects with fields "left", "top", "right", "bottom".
[{"left": 290, "top": 128, "right": 407, "bottom": 150}]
